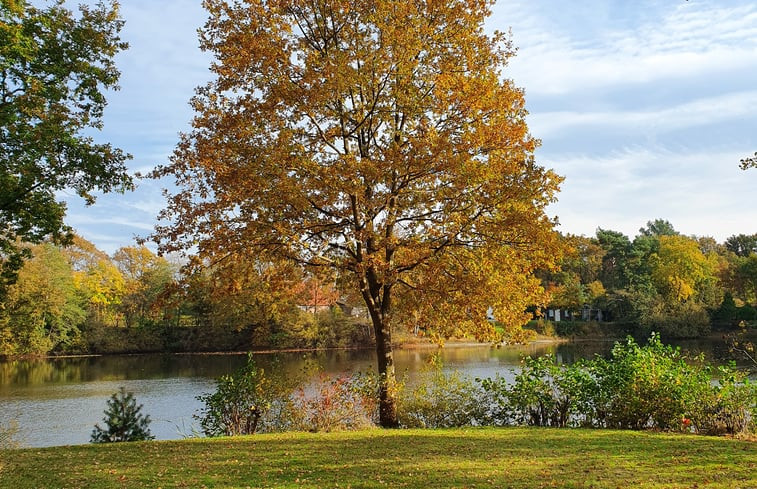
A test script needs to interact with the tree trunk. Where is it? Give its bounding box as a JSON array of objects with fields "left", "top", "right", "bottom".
[{"left": 373, "top": 315, "right": 399, "bottom": 428}]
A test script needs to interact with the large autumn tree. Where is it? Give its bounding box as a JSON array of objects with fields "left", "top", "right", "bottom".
[
  {"left": 153, "top": 0, "right": 563, "bottom": 427},
  {"left": 0, "top": 0, "right": 132, "bottom": 297}
]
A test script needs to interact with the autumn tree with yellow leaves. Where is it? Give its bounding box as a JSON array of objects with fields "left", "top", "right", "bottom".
[
  {"left": 650, "top": 235, "right": 718, "bottom": 304},
  {"left": 152, "top": 0, "right": 563, "bottom": 427}
]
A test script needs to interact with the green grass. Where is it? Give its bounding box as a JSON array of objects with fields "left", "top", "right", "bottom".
[{"left": 1, "top": 428, "right": 755, "bottom": 488}]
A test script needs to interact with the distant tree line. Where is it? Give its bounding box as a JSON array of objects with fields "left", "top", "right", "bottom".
[
  {"left": 0, "top": 218, "right": 755, "bottom": 357},
  {"left": 542, "top": 219, "right": 757, "bottom": 338},
  {"left": 0, "top": 235, "right": 371, "bottom": 357}
]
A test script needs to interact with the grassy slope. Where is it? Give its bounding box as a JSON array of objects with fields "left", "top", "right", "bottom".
[{"left": 1, "top": 428, "right": 755, "bottom": 489}]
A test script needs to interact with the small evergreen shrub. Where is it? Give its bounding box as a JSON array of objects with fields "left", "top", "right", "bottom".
[
  {"left": 714, "top": 292, "right": 739, "bottom": 323},
  {"left": 91, "top": 387, "right": 154, "bottom": 443}
]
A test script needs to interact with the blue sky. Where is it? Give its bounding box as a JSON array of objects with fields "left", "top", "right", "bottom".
[{"left": 61, "top": 0, "right": 757, "bottom": 254}]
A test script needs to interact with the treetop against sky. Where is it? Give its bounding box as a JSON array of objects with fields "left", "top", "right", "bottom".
[{"left": 39, "top": 0, "right": 757, "bottom": 253}]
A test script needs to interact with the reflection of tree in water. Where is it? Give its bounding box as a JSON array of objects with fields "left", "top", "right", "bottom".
[
  {"left": 0, "top": 359, "right": 59, "bottom": 387},
  {"left": 0, "top": 354, "right": 245, "bottom": 388},
  {"left": 0, "top": 337, "right": 746, "bottom": 392},
  {"left": 554, "top": 341, "right": 617, "bottom": 365}
]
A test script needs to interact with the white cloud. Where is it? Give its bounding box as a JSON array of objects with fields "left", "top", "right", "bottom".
[
  {"left": 123, "top": 197, "right": 169, "bottom": 217},
  {"left": 65, "top": 214, "right": 155, "bottom": 232},
  {"left": 100, "top": 0, "right": 211, "bottom": 172},
  {"left": 485, "top": 1, "right": 757, "bottom": 242},
  {"left": 495, "top": 1, "right": 757, "bottom": 95},
  {"left": 548, "top": 147, "right": 757, "bottom": 240},
  {"left": 529, "top": 90, "right": 757, "bottom": 137}
]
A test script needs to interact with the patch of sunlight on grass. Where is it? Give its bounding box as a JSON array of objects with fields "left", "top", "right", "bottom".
[{"left": 2, "top": 428, "right": 755, "bottom": 489}]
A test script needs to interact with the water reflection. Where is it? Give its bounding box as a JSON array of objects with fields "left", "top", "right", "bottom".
[
  {"left": 0, "top": 354, "right": 248, "bottom": 389},
  {"left": 0, "top": 338, "right": 747, "bottom": 448}
]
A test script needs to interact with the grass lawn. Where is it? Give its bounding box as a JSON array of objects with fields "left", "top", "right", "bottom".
[{"left": 1, "top": 428, "right": 755, "bottom": 488}]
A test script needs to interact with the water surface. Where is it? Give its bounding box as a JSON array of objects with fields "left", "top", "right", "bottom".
[{"left": 0, "top": 338, "right": 740, "bottom": 447}]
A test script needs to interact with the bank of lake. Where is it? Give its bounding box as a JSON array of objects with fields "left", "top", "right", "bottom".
[{"left": 2, "top": 334, "right": 752, "bottom": 448}]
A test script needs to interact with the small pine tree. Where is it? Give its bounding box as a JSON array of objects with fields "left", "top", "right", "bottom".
[
  {"left": 91, "top": 387, "right": 154, "bottom": 443},
  {"left": 714, "top": 292, "right": 739, "bottom": 322}
]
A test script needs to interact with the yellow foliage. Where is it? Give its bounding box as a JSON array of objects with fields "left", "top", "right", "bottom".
[
  {"left": 154, "top": 0, "right": 564, "bottom": 336},
  {"left": 586, "top": 281, "right": 606, "bottom": 301},
  {"left": 151, "top": 0, "right": 566, "bottom": 423},
  {"left": 650, "top": 235, "right": 716, "bottom": 302}
]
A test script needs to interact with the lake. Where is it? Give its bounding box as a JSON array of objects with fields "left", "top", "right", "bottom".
[{"left": 0, "top": 337, "right": 741, "bottom": 447}]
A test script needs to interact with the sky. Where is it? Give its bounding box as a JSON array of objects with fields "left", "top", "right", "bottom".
[{"left": 60, "top": 0, "right": 757, "bottom": 255}]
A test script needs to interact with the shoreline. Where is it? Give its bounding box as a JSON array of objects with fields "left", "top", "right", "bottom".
[
  {"left": 4, "top": 328, "right": 754, "bottom": 361},
  {"left": 1, "top": 335, "right": 576, "bottom": 361}
]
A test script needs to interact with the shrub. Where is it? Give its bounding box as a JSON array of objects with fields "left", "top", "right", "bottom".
[
  {"left": 195, "top": 354, "right": 297, "bottom": 436},
  {"left": 554, "top": 320, "right": 605, "bottom": 337},
  {"left": 288, "top": 373, "right": 377, "bottom": 432},
  {"left": 399, "top": 356, "right": 489, "bottom": 428},
  {"left": 479, "top": 334, "right": 756, "bottom": 436},
  {"left": 724, "top": 321, "right": 757, "bottom": 371},
  {"left": 590, "top": 334, "right": 712, "bottom": 430},
  {"left": 713, "top": 292, "right": 739, "bottom": 323},
  {"left": 640, "top": 302, "right": 711, "bottom": 339},
  {"left": 689, "top": 365, "right": 757, "bottom": 435},
  {"left": 737, "top": 305, "right": 757, "bottom": 321},
  {"left": 91, "top": 387, "right": 154, "bottom": 443},
  {"left": 84, "top": 321, "right": 164, "bottom": 354},
  {"left": 480, "top": 355, "right": 595, "bottom": 427},
  {"left": 528, "top": 319, "right": 555, "bottom": 337}
]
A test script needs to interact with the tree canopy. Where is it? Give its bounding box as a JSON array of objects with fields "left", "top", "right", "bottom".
[
  {"left": 0, "top": 0, "right": 132, "bottom": 296},
  {"left": 725, "top": 234, "right": 757, "bottom": 258},
  {"left": 152, "top": 0, "right": 563, "bottom": 426}
]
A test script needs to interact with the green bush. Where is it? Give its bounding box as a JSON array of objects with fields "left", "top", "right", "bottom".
[
  {"left": 713, "top": 292, "right": 739, "bottom": 323},
  {"left": 84, "top": 322, "right": 164, "bottom": 354},
  {"left": 479, "top": 334, "right": 756, "bottom": 436},
  {"left": 737, "top": 305, "right": 757, "bottom": 321},
  {"left": 689, "top": 366, "right": 757, "bottom": 435},
  {"left": 554, "top": 320, "right": 605, "bottom": 337},
  {"left": 91, "top": 387, "right": 154, "bottom": 443},
  {"left": 195, "top": 354, "right": 298, "bottom": 436},
  {"left": 480, "top": 355, "right": 595, "bottom": 427},
  {"left": 165, "top": 324, "right": 255, "bottom": 352},
  {"left": 590, "top": 334, "right": 712, "bottom": 430},
  {"left": 399, "top": 356, "right": 489, "bottom": 428},
  {"left": 640, "top": 302, "right": 711, "bottom": 339},
  {"left": 197, "top": 355, "right": 381, "bottom": 436}
]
